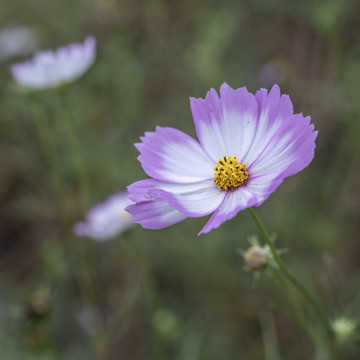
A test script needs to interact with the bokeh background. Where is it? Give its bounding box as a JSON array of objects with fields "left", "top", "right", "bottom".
[{"left": 1, "top": 0, "right": 360, "bottom": 359}]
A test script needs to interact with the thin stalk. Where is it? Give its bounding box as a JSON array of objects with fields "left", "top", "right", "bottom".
[
  {"left": 259, "top": 311, "right": 281, "bottom": 360},
  {"left": 107, "top": 273, "right": 141, "bottom": 345},
  {"left": 31, "top": 101, "right": 92, "bottom": 298},
  {"left": 30, "top": 97, "right": 109, "bottom": 359},
  {"left": 54, "top": 91, "right": 90, "bottom": 211},
  {"left": 31, "top": 103, "right": 66, "bottom": 202},
  {"left": 129, "top": 237, "right": 159, "bottom": 358},
  {"left": 247, "top": 207, "right": 333, "bottom": 341},
  {"left": 54, "top": 98, "right": 111, "bottom": 357},
  {"left": 271, "top": 269, "right": 324, "bottom": 346}
]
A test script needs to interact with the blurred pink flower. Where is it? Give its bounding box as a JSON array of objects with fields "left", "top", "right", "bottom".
[
  {"left": 11, "top": 36, "right": 96, "bottom": 89},
  {"left": 73, "top": 192, "right": 133, "bottom": 241}
]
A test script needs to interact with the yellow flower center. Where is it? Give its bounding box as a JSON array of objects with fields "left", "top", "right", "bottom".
[{"left": 213, "top": 155, "right": 248, "bottom": 190}]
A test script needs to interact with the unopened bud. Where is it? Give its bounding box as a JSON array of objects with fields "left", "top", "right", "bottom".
[
  {"left": 244, "top": 246, "right": 268, "bottom": 270},
  {"left": 153, "top": 309, "right": 177, "bottom": 334},
  {"left": 26, "top": 289, "right": 49, "bottom": 318}
]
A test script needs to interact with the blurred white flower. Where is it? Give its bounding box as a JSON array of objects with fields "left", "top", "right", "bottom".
[
  {"left": 73, "top": 192, "right": 133, "bottom": 241},
  {"left": 0, "top": 25, "right": 39, "bottom": 61},
  {"left": 10, "top": 35, "right": 96, "bottom": 90}
]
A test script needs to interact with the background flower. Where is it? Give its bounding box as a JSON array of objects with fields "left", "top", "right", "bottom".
[
  {"left": 10, "top": 35, "right": 96, "bottom": 89},
  {"left": 73, "top": 192, "right": 133, "bottom": 241},
  {"left": 127, "top": 84, "right": 317, "bottom": 235}
]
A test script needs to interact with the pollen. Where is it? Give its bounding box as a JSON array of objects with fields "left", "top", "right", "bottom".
[{"left": 213, "top": 155, "right": 248, "bottom": 190}]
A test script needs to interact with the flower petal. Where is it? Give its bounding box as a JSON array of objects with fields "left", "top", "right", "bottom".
[
  {"left": 245, "top": 173, "right": 284, "bottom": 206},
  {"left": 147, "top": 179, "right": 226, "bottom": 217},
  {"left": 243, "top": 84, "right": 294, "bottom": 165},
  {"left": 127, "top": 178, "right": 215, "bottom": 202},
  {"left": 244, "top": 114, "right": 317, "bottom": 206},
  {"left": 126, "top": 201, "right": 187, "bottom": 229},
  {"left": 249, "top": 114, "right": 317, "bottom": 178},
  {"left": 198, "top": 188, "right": 257, "bottom": 235},
  {"left": 135, "top": 126, "right": 214, "bottom": 183},
  {"left": 190, "top": 83, "right": 258, "bottom": 162}
]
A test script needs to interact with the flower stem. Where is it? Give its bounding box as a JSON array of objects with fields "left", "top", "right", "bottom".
[
  {"left": 54, "top": 91, "right": 90, "bottom": 212},
  {"left": 29, "top": 95, "right": 110, "bottom": 358},
  {"left": 30, "top": 103, "right": 66, "bottom": 203},
  {"left": 259, "top": 311, "right": 281, "bottom": 360},
  {"left": 247, "top": 207, "right": 333, "bottom": 341},
  {"left": 270, "top": 268, "right": 324, "bottom": 346}
]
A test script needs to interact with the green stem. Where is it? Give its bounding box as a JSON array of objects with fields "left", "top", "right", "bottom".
[
  {"left": 54, "top": 91, "right": 90, "bottom": 211},
  {"left": 31, "top": 101, "right": 91, "bottom": 294},
  {"left": 129, "top": 237, "right": 159, "bottom": 357},
  {"left": 31, "top": 103, "right": 66, "bottom": 204},
  {"left": 107, "top": 271, "right": 141, "bottom": 345},
  {"left": 247, "top": 207, "right": 333, "bottom": 341},
  {"left": 259, "top": 311, "right": 281, "bottom": 360},
  {"left": 29, "top": 96, "right": 109, "bottom": 358},
  {"left": 271, "top": 269, "right": 324, "bottom": 346},
  {"left": 54, "top": 98, "right": 111, "bottom": 356}
]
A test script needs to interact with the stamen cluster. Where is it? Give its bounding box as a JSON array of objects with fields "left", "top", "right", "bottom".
[{"left": 213, "top": 155, "right": 248, "bottom": 190}]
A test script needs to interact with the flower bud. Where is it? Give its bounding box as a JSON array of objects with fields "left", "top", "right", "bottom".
[
  {"left": 244, "top": 245, "right": 268, "bottom": 270},
  {"left": 153, "top": 309, "right": 177, "bottom": 334},
  {"left": 26, "top": 289, "right": 49, "bottom": 318},
  {"left": 152, "top": 309, "right": 181, "bottom": 341}
]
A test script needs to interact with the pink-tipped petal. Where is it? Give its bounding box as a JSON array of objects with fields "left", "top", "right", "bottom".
[
  {"left": 128, "top": 178, "right": 225, "bottom": 218},
  {"left": 190, "top": 83, "right": 258, "bottom": 162},
  {"left": 135, "top": 126, "right": 214, "bottom": 183},
  {"left": 242, "top": 84, "right": 294, "bottom": 165},
  {"left": 126, "top": 201, "right": 187, "bottom": 229},
  {"left": 127, "top": 178, "right": 217, "bottom": 202},
  {"left": 198, "top": 188, "right": 257, "bottom": 235},
  {"left": 249, "top": 114, "right": 316, "bottom": 177},
  {"left": 147, "top": 179, "right": 226, "bottom": 217}
]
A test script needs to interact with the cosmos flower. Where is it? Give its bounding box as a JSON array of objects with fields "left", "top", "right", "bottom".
[
  {"left": 126, "top": 83, "right": 317, "bottom": 235},
  {"left": 73, "top": 192, "right": 133, "bottom": 241},
  {"left": 10, "top": 35, "right": 96, "bottom": 90}
]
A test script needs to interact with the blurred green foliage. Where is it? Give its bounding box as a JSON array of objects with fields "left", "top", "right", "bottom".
[{"left": 1, "top": 0, "right": 360, "bottom": 359}]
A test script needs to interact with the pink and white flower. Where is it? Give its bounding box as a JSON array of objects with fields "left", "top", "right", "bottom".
[
  {"left": 73, "top": 192, "right": 133, "bottom": 241},
  {"left": 11, "top": 36, "right": 96, "bottom": 90},
  {"left": 126, "top": 84, "right": 317, "bottom": 235}
]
